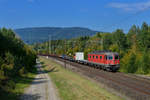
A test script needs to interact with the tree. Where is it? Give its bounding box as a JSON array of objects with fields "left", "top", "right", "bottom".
[
  {"left": 137, "top": 22, "right": 150, "bottom": 50},
  {"left": 127, "top": 25, "right": 137, "bottom": 48},
  {"left": 102, "top": 33, "right": 113, "bottom": 50},
  {"left": 112, "top": 29, "right": 127, "bottom": 52}
]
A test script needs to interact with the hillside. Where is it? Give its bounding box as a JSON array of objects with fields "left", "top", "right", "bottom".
[{"left": 14, "top": 27, "right": 98, "bottom": 44}]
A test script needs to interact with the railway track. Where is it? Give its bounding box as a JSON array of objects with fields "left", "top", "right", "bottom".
[{"left": 49, "top": 56, "right": 150, "bottom": 100}]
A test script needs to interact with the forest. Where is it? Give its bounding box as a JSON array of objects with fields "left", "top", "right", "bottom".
[
  {"left": 15, "top": 27, "right": 97, "bottom": 44},
  {"left": 34, "top": 22, "right": 150, "bottom": 74},
  {"left": 0, "top": 28, "right": 37, "bottom": 98}
]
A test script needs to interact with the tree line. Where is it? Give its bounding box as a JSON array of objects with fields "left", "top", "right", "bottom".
[
  {"left": 34, "top": 22, "right": 150, "bottom": 74},
  {"left": 0, "top": 28, "right": 37, "bottom": 95}
]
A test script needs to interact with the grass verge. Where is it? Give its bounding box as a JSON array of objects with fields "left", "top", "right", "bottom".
[
  {"left": 40, "top": 57, "right": 123, "bottom": 100},
  {"left": 0, "top": 70, "right": 37, "bottom": 100}
]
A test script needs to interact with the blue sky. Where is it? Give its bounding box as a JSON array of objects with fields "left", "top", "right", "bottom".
[{"left": 0, "top": 0, "right": 150, "bottom": 32}]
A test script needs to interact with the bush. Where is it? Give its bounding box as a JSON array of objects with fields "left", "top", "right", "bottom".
[
  {"left": 0, "top": 28, "right": 37, "bottom": 94},
  {"left": 120, "top": 51, "right": 137, "bottom": 73},
  {"left": 136, "top": 51, "right": 150, "bottom": 74}
]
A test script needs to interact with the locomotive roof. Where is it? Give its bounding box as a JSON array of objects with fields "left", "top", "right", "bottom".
[{"left": 88, "top": 51, "right": 119, "bottom": 55}]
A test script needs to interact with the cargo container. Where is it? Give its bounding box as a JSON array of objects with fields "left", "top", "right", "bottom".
[{"left": 75, "top": 52, "right": 84, "bottom": 61}]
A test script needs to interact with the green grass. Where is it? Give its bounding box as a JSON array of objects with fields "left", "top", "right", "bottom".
[
  {"left": 40, "top": 57, "right": 123, "bottom": 100},
  {"left": 0, "top": 72, "right": 36, "bottom": 100}
]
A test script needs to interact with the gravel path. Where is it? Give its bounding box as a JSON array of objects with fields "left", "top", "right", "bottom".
[{"left": 20, "top": 63, "right": 59, "bottom": 100}]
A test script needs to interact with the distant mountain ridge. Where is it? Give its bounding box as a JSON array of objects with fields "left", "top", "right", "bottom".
[{"left": 14, "top": 27, "right": 99, "bottom": 44}]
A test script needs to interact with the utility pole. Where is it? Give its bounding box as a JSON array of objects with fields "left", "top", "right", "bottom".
[
  {"left": 64, "top": 39, "right": 66, "bottom": 68},
  {"left": 48, "top": 34, "right": 51, "bottom": 55},
  {"left": 101, "top": 38, "right": 103, "bottom": 50}
]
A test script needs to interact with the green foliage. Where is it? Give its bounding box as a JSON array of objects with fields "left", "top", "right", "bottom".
[
  {"left": 120, "top": 51, "right": 137, "bottom": 73},
  {"left": 112, "top": 29, "right": 127, "bottom": 51},
  {"left": 127, "top": 25, "right": 137, "bottom": 47},
  {"left": 0, "top": 28, "right": 37, "bottom": 97},
  {"left": 137, "top": 22, "right": 150, "bottom": 50},
  {"left": 137, "top": 51, "right": 150, "bottom": 74}
]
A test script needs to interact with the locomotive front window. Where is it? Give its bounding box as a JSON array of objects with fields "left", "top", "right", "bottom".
[
  {"left": 93, "top": 56, "right": 94, "bottom": 58},
  {"left": 115, "top": 55, "right": 119, "bottom": 59},
  {"left": 109, "top": 56, "right": 113, "bottom": 60}
]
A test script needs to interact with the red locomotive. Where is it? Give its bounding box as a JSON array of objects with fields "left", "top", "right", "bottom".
[{"left": 88, "top": 51, "right": 120, "bottom": 71}]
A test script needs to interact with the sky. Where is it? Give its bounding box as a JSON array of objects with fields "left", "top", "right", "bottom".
[{"left": 0, "top": 0, "right": 150, "bottom": 32}]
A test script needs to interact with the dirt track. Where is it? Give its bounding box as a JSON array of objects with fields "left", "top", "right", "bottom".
[{"left": 20, "top": 62, "right": 59, "bottom": 100}]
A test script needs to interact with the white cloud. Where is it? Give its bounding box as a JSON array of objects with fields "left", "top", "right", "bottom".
[{"left": 108, "top": 1, "right": 150, "bottom": 12}]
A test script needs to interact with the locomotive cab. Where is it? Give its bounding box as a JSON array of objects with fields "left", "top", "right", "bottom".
[
  {"left": 105, "top": 53, "right": 120, "bottom": 71},
  {"left": 105, "top": 54, "right": 119, "bottom": 65}
]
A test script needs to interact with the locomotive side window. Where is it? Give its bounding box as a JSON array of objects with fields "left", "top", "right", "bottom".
[
  {"left": 96, "top": 56, "right": 98, "bottom": 59},
  {"left": 93, "top": 55, "right": 94, "bottom": 59},
  {"left": 100, "top": 56, "right": 102, "bottom": 59}
]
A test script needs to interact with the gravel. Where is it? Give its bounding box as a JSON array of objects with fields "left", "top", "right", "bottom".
[{"left": 20, "top": 63, "right": 59, "bottom": 100}]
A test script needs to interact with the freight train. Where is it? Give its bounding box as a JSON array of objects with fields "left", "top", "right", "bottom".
[
  {"left": 58, "top": 51, "right": 120, "bottom": 72},
  {"left": 41, "top": 51, "right": 120, "bottom": 72}
]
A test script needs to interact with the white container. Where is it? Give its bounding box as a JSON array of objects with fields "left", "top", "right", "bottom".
[{"left": 75, "top": 52, "right": 84, "bottom": 60}]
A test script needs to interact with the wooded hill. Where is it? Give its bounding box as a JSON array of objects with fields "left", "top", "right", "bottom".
[
  {"left": 14, "top": 27, "right": 98, "bottom": 44},
  {"left": 34, "top": 22, "right": 150, "bottom": 74}
]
